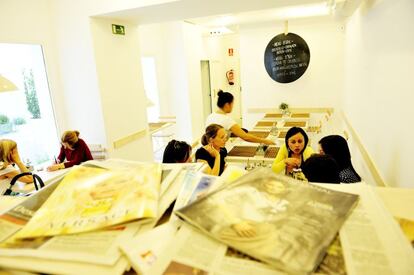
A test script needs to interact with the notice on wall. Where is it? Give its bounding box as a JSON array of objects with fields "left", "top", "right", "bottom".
[{"left": 264, "top": 32, "right": 310, "bottom": 84}]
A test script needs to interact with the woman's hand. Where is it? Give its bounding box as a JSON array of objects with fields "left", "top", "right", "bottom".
[
  {"left": 205, "top": 144, "right": 220, "bottom": 158},
  {"left": 285, "top": 157, "right": 300, "bottom": 168},
  {"left": 47, "top": 164, "right": 63, "bottom": 171}
]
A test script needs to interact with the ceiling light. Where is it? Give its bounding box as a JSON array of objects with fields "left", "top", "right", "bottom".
[{"left": 209, "top": 26, "right": 233, "bottom": 36}]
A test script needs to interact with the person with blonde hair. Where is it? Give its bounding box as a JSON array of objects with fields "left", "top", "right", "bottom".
[
  {"left": 0, "top": 139, "right": 33, "bottom": 183},
  {"left": 196, "top": 124, "right": 227, "bottom": 176},
  {"left": 47, "top": 130, "right": 93, "bottom": 171}
]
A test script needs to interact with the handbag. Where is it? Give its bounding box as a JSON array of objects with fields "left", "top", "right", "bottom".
[{"left": 3, "top": 172, "right": 45, "bottom": 196}]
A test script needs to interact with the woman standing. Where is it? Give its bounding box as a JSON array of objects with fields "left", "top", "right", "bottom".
[
  {"left": 47, "top": 130, "right": 93, "bottom": 171},
  {"left": 272, "top": 127, "right": 314, "bottom": 175},
  {"left": 0, "top": 139, "right": 33, "bottom": 183},
  {"left": 319, "top": 135, "right": 361, "bottom": 183},
  {"left": 196, "top": 124, "right": 227, "bottom": 176},
  {"left": 206, "top": 90, "right": 275, "bottom": 145}
]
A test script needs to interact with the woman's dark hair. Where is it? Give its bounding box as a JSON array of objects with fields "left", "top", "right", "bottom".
[
  {"left": 201, "top": 124, "right": 224, "bottom": 146},
  {"left": 217, "top": 90, "right": 234, "bottom": 108},
  {"left": 162, "top": 140, "right": 192, "bottom": 163},
  {"left": 319, "top": 135, "right": 361, "bottom": 181},
  {"left": 285, "top": 127, "right": 309, "bottom": 156},
  {"left": 302, "top": 154, "right": 340, "bottom": 183}
]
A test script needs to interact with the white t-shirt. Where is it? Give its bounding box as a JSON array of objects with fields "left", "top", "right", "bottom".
[{"left": 205, "top": 113, "right": 237, "bottom": 131}]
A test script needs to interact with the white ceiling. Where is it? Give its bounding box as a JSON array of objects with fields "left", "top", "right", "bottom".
[
  {"left": 98, "top": 0, "right": 334, "bottom": 24},
  {"left": 97, "top": 0, "right": 360, "bottom": 32}
]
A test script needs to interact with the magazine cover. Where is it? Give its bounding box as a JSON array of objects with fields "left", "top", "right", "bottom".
[
  {"left": 175, "top": 168, "right": 359, "bottom": 274},
  {"left": 13, "top": 164, "right": 162, "bottom": 239}
]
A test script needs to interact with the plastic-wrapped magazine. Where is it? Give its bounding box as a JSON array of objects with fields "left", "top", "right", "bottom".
[
  {"left": 13, "top": 164, "right": 161, "bottom": 239},
  {"left": 175, "top": 168, "right": 359, "bottom": 274}
]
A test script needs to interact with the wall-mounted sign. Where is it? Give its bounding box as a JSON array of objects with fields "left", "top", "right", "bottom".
[
  {"left": 112, "top": 24, "right": 125, "bottom": 35},
  {"left": 264, "top": 32, "right": 310, "bottom": 83}
]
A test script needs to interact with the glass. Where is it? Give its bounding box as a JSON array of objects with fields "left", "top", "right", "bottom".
[{"left": 0, "top": 43, "right": 59, "bottom": 165}]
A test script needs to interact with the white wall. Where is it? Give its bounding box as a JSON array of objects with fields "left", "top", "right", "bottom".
[
  {"left": 203, "top": 34, "right": 242, "bottom": 125},
  {"left": 343, "top": 0, "right": 414, "bottom": 187},
  {"left": 90, "top": 18, "right": 153, "bottom": 161},
  {"left": 239, "top": 20, "right": 345, "bottom": 129},
  {"left": 139, "top": 22, "right": 205, "bottom": 144},
  {"left": 0, "top": 0, "right": 66, "bottom": 137}
]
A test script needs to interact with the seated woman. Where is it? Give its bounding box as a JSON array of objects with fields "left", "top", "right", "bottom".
[
  {"left": 206, "top": 90, "right": 275, "bottom": 145},
  {"left": 47, "top": 130, "right": 93, "bottom": 171},
  {"left": 162, "top": 140, "right": 192, "bottom": 163},
  {"left": 195, "top": 124, "right": 227, "bottom": 176},
  {"left": 0, "top": 139, "right": 33, "bottom": 183},
  {"left": 302, "top": 154, "right": 341, "bottom": 183},
  {"left": 271, "top": 127, "right": 314, "bottom": 176},
  {"left": 319, "top": 135, "right": 361, "bottom": 183}
]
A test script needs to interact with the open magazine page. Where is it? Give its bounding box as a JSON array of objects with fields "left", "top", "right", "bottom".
[
  {"left": 314, "top": 234, "right": 346, "bottom": 275},
  {"left": 12, "top": 164, "right": 161, "bottom": 239},
  {"left": 330, "top": 184, "right": 414, "bottom": 275},
  {"left": 0, "top": 221, "right": 143, "bottom": 265},
  {"left": 119, "top": 219, "right": 182, "bottom": 274},
  {"left": 83, "top": 159, "right": 185, "bottom": 196},
  {"left": 0, "top": 253, "right": 130, "bottom": 275},
  {"left": 176, "top": 168, "right": 359, "bottom": 274},
  {"left": 173, "top": 171, "right": 219, "bottom": 211},
  {"left": 0, "top": 177, "right": 61, "bottom": 243},
  {"left": 141, "top": 223, "right": 282, "bottom": 275}
]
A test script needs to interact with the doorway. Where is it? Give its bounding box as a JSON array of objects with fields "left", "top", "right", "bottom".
[{"left": 200, "top": 60, "right": 212, "bottom": 123}]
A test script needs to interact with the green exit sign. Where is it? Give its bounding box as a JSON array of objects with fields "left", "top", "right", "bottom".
[{"left": 112, "top": 24, "right": 125, "bottom": 35}]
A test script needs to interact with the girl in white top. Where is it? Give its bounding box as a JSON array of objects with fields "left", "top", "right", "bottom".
[
  {"left": 0, "top": 139, "right": 33, "bottom": 184},
  {"left": 205, "top": 90, "right": 275, "bottom": 145}
]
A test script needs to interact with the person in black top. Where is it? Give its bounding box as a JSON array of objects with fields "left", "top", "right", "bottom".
[
  {"left": 302, "top": 154, "right": 341, "bottom": 183},
  {"left": 195, "top": 124, "right": 227, "bottom": 176},
  {"left": 162, "top": 140, "right": 192, "bottom": 163},
  {"left": 319, "top": 135, "right": 361, "bottom": 183}
]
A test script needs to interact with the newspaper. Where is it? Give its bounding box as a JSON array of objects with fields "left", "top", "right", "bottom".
[
  {"left": 0, "top": 253, "right": 130, "bottom": 275},
  {"left": 122, "top": 222, "right": 282, "bottom": 275},
  {"left": 12, "top": 164, "right": 161, "bottom": 239},
  {"left": 176, "top": 168, "right": 359, "bottom": 274},
  {"left": 324, "top": 183, "right": 414, "bottom": 275}
]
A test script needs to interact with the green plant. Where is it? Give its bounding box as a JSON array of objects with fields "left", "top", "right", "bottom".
[
  {"left": 22, "top": 69, "right": 41, "bottom": 119},
  {"left": 13, "top": 117, "right": 26, "bottom": 125},
  {"left": 279, "top": 102, "right": 289, "bottom": 111},
  {"left": 0, "top": 114, "right": 10, "bottom": 124}
]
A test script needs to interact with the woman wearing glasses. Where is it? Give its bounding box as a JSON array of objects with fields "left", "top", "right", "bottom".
[{"left": 47, "top": 130, "right": 93, "bottom": 171}]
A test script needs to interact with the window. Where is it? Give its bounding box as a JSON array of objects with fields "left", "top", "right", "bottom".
[{"left": 0, "top": 43, "right": 58, "bottom": 166}]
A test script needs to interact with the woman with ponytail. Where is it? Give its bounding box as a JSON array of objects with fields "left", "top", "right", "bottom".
[
  {"left": 206, "top": 90, "right": 275, "bottom": 145},
  {"left": 47, "top": 130, "right": 93, "bottom": 171},
  {"left": 195, "top": 124, "right": 227, "bottom": 176}
]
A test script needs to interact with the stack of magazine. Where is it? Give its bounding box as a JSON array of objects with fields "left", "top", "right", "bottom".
[
  {"left": 0, "top": 161, "right": 413, "bottom": 275},
  {"left": 175, "top": 168, "right": 360, "bottom": 274},
  {"left": 0, "top": 160, "right": 198, "bottom": 275},
  {"left": 121, "top": 168, "right": 414, "bottom": 275}
]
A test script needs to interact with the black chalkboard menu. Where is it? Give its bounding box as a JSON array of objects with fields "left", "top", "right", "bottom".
[{"left": 264, "top": 32, "right": 310, "bottom": 83}]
